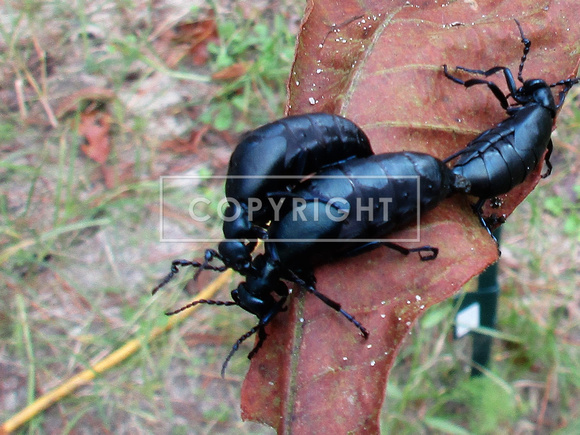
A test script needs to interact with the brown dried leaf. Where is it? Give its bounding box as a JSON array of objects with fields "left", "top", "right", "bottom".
[
  {"left": 173, "top": 18, "right": 219, "bottom": 66},
  {"left": 211, "top": 62, "right": 249, "bottom": 81},
  {"left": 79, "top": 110, "right": 111, "bottom": 164},
  {"left": 152, "top": 16, "right": 219, "bottom": 68},
  {"left": 161, "top": 125, "right": 210, "bottom": 154},
  {"left": 242, "top": 0, "right": 580, "bottom": 432}
]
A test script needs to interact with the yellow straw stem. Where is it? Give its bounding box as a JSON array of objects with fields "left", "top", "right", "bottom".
[{"left": 1, "top": 270, "right": 233, "bottom": 434}]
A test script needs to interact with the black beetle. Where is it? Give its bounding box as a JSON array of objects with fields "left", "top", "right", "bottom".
[
  {"left": 154, "top": 114, "right": 373, "bottom": 293},
  {"left": 266, "top": 151, "right": 470, "bottom": 269},
  {"left": 157, "top": 151, "right": 470, "bottom": 375},
  {"left": 215, "top": 113, "right": 374, "bottom": 272},
  {"left": 443, "top": 20, "right": 578, "bottom": 230}
]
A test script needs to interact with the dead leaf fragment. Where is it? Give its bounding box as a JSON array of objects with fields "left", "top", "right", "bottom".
[
  {"left": 79, "top": 110, "right": 111, "bottom": 164},
  {"left": 161, "top": 125, "right": 210, "bottom": 154},
  {"left": 173, "top": 18, "right": 219, "bottom": 66},
  {"left": 211, "top": 62, "right": 249, "bottom": 81}
]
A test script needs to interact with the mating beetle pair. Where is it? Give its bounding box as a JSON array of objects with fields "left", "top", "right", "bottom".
[
  {"left": 154, "top": 116, "right": 468, "bottom": 375},
  {"left": 153, "top": 20, "right": 579, "bottom": 374}
]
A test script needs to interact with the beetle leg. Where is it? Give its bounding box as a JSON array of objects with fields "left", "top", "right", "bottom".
[
  {"left": 220, "top": 296, "right": 287, "bottom": 377},
  {"left": 193, "top": 249, "right": 228, "bottom": 280},
  {"left": 552, "top": 79, "right": 579, "bottom": 109},
  {"left": 380, "top": 242, "right": 438, "bottom": 261},
  {"left": 472, "top": 198, "right": 501, "bottom": 253},
  {"left": 455, "top": 65, "right": 506, "bottom": 77},
  {"left": 411, "top": 246, "right": 439, "bottom": 261},
  {"left": 309, "top": 287, "right": 370, "bottom": 339},
  {"left": 541, "top": 139, "right": 553, "bottom": 178},
  {"left": 339, "top": 240, "right": 438, "bottom": 262},
  {"left": 443, "top": 65, "right": 511, "bottom": 109},
  {"left": 221, "top": 323, "right": 261, "bottom": 378},
  {"left": 455, "top": 64, "right": 519, "bottom": 97},
  {"left": 472, "top": 198, "right": 490, "bottom": 232},
  {"left": 286, "top": 270, "right": 369, "bottom": 339},
  {"left": 246, "top": 325, "right": 268, "bottom": 360}
]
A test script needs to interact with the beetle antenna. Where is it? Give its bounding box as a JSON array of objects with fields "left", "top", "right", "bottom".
[
  {"left": 165, "top": 299, "right": 237, "bottom": 316},
  {"left": 221, "top": 324, "right": 262, "bottom": 377},
  {"left": 152, "top": 260, "right": 203, "bottom": 295},
  {"left": 514, "top": 19, "right": 531, "bottom": 84},
  {"left": 152, "top": 258, "right": 228, "bottom": 295}
]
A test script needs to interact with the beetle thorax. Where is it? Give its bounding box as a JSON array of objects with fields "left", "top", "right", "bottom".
[{"left": 517, "top": 79, "right": 557, "bottom": 115}]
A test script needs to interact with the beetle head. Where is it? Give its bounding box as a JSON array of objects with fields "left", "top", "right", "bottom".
[
  {"left": 218, "top": 240, "right": 252, "bottom": 272},
  {"left": 517, "top": 79, "right": 557, "bottom": 115}
]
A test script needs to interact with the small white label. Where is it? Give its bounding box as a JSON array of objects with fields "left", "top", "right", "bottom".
[{"left": 455, "top": 302, "right": 480, "bottom": 338}]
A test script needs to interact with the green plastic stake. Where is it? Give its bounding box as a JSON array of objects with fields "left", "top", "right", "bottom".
[{"left": 454, "top": 227, "right": 501, "bottom": 376}]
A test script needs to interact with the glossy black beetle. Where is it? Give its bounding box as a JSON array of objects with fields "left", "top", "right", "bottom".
[
  {"left": 266, "top": 151, "right": 470, "bottom": 270},
  {"left": 443, "top": 20, "right": 579, "bottom": 230},
  {"left": 156, "top": 151, "right": 471, "bottom": 375},
  {"left": 215, "top": 113, "right": 373, "bottom": 273},
  {"left": 153, "top": 114, "right": 373, "bottom": 293}
]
